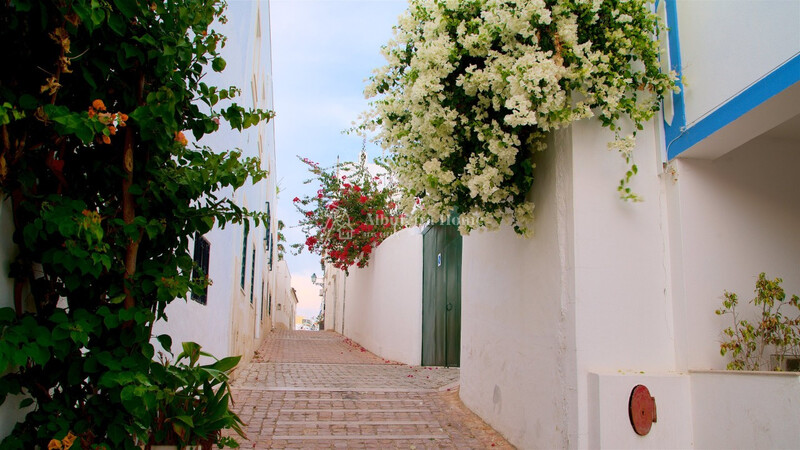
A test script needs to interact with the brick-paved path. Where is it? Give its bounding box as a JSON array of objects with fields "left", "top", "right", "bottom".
[{"left": 228, "top": 329, "right": 513, "bottom": 449}]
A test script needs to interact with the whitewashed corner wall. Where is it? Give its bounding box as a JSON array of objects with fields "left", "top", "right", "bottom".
[
  {"left": 460, "top": 127, "right": 578, "bottom": 449},
  {"left": 461, "top": 118, "right": 678, "bottom": 449},
  {"left": 339, "top": 227, "right": 424, "bottom": 366}
]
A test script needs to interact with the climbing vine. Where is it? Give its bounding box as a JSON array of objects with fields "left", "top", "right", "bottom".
[
  {"left": 0, "top": 0, "right": 271, "bottom": 448},
  {"left": 292, "top": 154, "right": 403, "bottom": 272},
  {"left": 362, "top": 0, "right": 677, "bottom": 235}
]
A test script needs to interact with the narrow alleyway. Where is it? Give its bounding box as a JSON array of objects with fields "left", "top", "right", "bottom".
[{"left": 228, "top": 330, "right": 513, "bottom": 449}]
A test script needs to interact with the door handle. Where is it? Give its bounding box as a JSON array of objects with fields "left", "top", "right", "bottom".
[{"left": 446, "top": 303, "right": 453, "bottom": 311}]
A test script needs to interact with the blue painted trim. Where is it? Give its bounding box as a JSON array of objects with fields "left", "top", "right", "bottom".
[
  {"left": 662, "top": 0, "right": 687, "bottom": 152},
  {"left": 666, "top": 54, "right": 800, "bottom": 159}
]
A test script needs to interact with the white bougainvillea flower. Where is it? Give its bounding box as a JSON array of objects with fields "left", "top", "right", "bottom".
[{"left": 363, "top": 0, "right": 676, "bottom": 235}]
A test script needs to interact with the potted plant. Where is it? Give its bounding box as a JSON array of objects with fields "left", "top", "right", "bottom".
[{"left": 127, "top": 342, "right": 246, "bottom": 449}]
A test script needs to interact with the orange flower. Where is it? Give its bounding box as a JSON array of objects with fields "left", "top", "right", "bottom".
[
  {"left": 101, "top": 134, "right": 111, "bottom": 144},
  {"left": 40, "top": 77, "right": 61, "bottom": 95},
  {"left": 108, "top": 125, "right": 117, "bottom": 135},
  {"left": 47, "top": 439, "right": 61, "bottom": 450},
  {"left": 87, "top": 107, "right": 96, "bottom": 118},
  {"left": 174, "top": 131, "right": 188, "bottom": 146},
  {"left": 92, "top": 99, "right": 106, "bottom": 111},
  {"left": 61, "top": 432, "right": 77, "bottom": 449}
]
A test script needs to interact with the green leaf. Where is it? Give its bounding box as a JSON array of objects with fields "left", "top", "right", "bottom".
[
  {"left": 90, "top": 7, "right": 106, "bottom": 27},
  {"left": 18, "top": 94, "right": 37, "bottom": 110},
  {"left": 156, "top": 334, "right": 173, "bottom": 353},
  {"left": 209, "top": 355, "right": 241, "bottom": 373},
  {"left": 108, "top": 12, "right": 126, "bottom": 35},
  {"left": 0, "top": 308, "right": 15, "bottom": 323},
  {"left": 212, "top": 57, "right": 226, "bottom": 72},
  {"left": 174, "top": 415, "right": 194, "bottom": 427},
  {"left": 112, "top": 0, "right": 139, "bottom": 18},
  {"left": 82, "top": 67, "right": 98, "bottom": 89}
]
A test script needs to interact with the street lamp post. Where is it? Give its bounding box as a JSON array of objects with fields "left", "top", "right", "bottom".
[{"left": 311, "top": 273, "right": 324, "bottom": 330}]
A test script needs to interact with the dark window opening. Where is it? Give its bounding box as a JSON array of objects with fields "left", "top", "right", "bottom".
[
  {"left": 240, "top": 221, "right": 249, "bottom": 289},
  {"left": 191, "top": 233, "right": 211, "bottom": 305},
  {"left": 249, "top": 247, "right": 256, "bottom": 304}
]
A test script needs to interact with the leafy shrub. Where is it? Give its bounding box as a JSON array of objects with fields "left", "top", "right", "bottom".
[
  {"left": 0, "top": 0, "right": 271, "bottom": 447},
  {"left": 716, "top": 273, "right": 800, "bottom": 371}
]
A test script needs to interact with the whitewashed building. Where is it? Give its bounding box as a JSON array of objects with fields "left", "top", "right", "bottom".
[
  {"left": 151, "top": 0, "right": 279, "bottom": 367},
  {"left": 325, "top": 1, "right": 800, "bottom": 448},
  {"left": 273, "top": 259, "right": 298, "bottom": 330}
]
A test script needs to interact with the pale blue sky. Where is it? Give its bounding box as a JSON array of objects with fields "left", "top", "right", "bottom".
[{"left": 270, "top": 0, "right": 407, "bottom": 319}]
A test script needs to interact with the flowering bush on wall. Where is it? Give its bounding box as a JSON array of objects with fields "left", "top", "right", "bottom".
[
  {"left": 362, "top": 0, "right": 677, "bottom": 235},
  {"left": 293, "top": 154, "right": 403, "bottom": 272}
]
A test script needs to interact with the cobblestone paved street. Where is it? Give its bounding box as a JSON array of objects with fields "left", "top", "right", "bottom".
[{"left": 228, "top": 330, "right": 513, "bottom": 449}]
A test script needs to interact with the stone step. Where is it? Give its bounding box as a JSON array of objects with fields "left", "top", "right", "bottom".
[{"left": 269, "top": 434, "right": 450, "bottom": 440}]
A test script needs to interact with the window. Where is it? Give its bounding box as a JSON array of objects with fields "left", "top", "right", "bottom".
[
  {"left": 268, "top": 234, "right": 273, "bottom": 271},
  {"left": 240, "top": 221, "right": 249, "bottom": 289},
  {"left": 264, "top": 202, "right": 271, "bottom": 249},
  {"left": 267, "top": 293, "right": 272, "bottom": 316},
  {"left": 249, "top": 247, "right": 256, "bottom": 304},
  {"left": 261, "top": 280, "right": 266, "bottom": 321},
  {"left": 191, "top": 233, "right": 210, "bottom": 305}
]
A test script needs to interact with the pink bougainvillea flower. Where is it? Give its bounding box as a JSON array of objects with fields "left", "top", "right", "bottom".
[
  {"left": 293, "top": 197, "right": 300, "bottom": 202},
  {"left": 353, "top": 185, "right": 361, "bottom": 192},
  {"left": 305, "top": 211, "right": 314, "bottom": 217},
  {"left": 325, "top": 218, "right": 333, "bottom": 229},
  {"left": 359, "top": 196, "right": 367, "bottom": 204}
]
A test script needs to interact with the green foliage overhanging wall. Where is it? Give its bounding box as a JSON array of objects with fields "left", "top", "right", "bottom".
[{"left": 0, "top": 0, "right": 272, "bottom": 447}]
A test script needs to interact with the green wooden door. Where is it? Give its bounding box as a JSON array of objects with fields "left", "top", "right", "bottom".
[{"left": 422, "top": 224, "right": 462, "bottom": 367}]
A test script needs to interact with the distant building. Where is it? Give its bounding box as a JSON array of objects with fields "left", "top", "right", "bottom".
[{"left": 273, "top": 260, "right": 298, "bottom": 330}]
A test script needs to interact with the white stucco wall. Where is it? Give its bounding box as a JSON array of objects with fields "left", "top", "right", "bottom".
[
  {"left": 691, "top": 370, "right": 800, "bottom": 449},
  {"left": 461, "top": 118, "right": 682, "bottom": 449},
  {"left": 460, "top": 128, "right": 578, "bottom": 449},
  {"left": 273, "top": 259, "right": 295, "bottom": 330},
  {"left": 588, "top": 372, "right": 693, "bottom": 449},
  {"left": 341, "top": 227, "right": 423, "bottom": 366},
  {"left": 676, "top": 0, "right": 800, "bottom": 126},
  {"left": 669, "top": 135, "right": 800, "bottom": 371},
  {"left": 322, "top": 265, "right": 346, "bottom": 332},
  {"left": 570, "top": 120, "right": 677, "bottom": 447},
  {"left": 153, "top": 0, "right": 277, "bottom": 364}
]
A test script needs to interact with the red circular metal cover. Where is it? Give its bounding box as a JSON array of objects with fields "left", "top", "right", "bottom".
[{"left": 629, "top": 384, "right": 657, "bottom": 436}]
